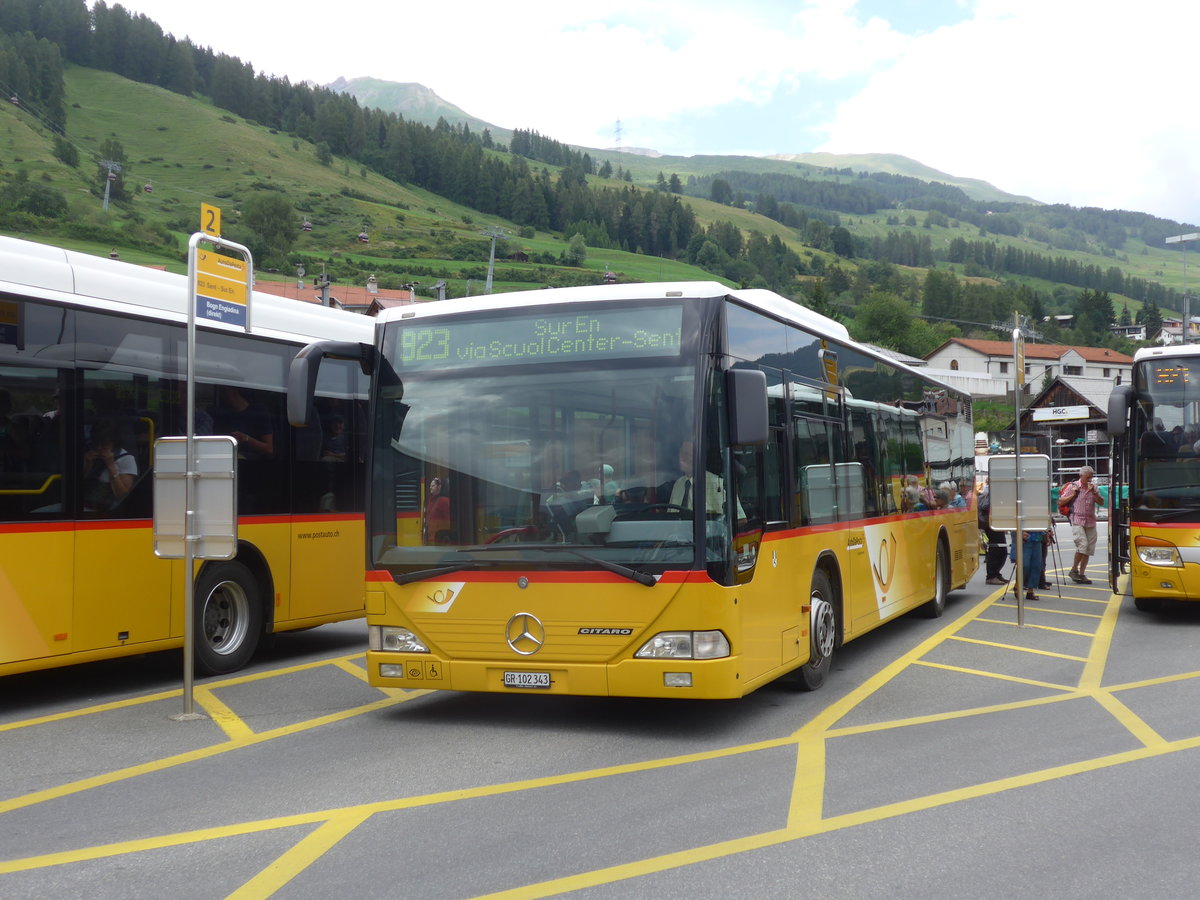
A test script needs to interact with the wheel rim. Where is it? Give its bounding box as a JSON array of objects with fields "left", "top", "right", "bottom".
[
  {"left": 936, "top": 548, "right": 948, "bottom": 606},
  {"left": 201, "top": 579, "right": 251, "bottom": 658},
  {"left": 810, "top": 594, "right": 836, "bottom": 660}
]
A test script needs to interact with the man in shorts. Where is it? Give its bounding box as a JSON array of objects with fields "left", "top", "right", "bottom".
[{"left": 1060, "top": 465, "right": 1103, "bottom": 584}]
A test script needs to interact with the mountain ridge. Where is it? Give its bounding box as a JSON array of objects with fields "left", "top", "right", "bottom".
[{"left": 328, "top": 78, "right": 1036, "bottom": 207}]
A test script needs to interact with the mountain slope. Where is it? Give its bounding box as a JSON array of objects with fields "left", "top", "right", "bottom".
[
  {"left": 767, "top": 152, "right": 1039, "bottom": 206},
  {"left": 328, "top": 77, "right": 512, "bottom": 146}
]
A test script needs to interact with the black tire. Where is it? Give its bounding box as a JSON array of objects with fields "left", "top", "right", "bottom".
[
  {"left": 919, "top": 541, "right": 949, "bottom": 618},
  {"left": 194, "top": 560, "right": 264, "bottom": 675},
  {"left": 796, "top": 569, "right": 836, "bottom": 691},
  {"left": 1134, "top": 596, "right": 1164, "bottom": 613}
]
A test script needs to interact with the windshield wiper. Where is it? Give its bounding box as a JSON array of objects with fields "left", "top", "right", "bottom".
[
  {"left": 535, "top": 546, "right": 657, "bottom": 586},
  {"left": 400, "top": 544, "right": 657, "bottom": 586},
  {"left": 393, "top": 560, "right": 487, "bottom": 585},
  {"left": 1137, "top": 506, "right": 1200, "bottom": 522}
]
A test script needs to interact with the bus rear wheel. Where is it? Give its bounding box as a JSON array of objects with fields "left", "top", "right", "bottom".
[
  {"left": 795, "top": 570, "right": 836, "bottom": 691},
  {"left": 919, "top": 541, "right": 949, "bottom": 618},
  {"left": 194, "top": 560, "right": 263, "bottom": 675}
]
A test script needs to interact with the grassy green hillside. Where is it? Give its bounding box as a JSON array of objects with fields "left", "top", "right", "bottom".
[
  {"left": 1, "top": 63, "right": 1191, "bottom": 336},
  {"left": 0, "top": 67, "right": 725, "bottom": 295}
]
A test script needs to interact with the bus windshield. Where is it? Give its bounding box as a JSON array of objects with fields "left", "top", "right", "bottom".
[
  {"left": 1132, "top": 357, "right": 1200, "bottom": 509},
  {"left": 370, "top": 346, "right": 710, "bottom": 574}
]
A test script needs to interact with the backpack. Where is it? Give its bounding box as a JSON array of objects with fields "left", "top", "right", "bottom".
[{"left": 1058, "top": 482, "right": 1078, "bottom": 517}]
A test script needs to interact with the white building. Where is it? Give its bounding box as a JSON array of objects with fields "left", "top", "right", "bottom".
[{"left": 924, "top": 338, "right": 1132, "bottom": 398}]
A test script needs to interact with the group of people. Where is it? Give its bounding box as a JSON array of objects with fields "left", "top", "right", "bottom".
[
  {"left": 902, "top": 477, "right": 967, "bottom": 512},
  {"left": 979, "top": 465, "right": 1104, "bottom": 600},
  {"left": 1140, "top": 419, "right": 1200, "bottom": 458}
]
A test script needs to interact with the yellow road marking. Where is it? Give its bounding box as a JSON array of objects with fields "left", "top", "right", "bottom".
[
  {"left": 228, "top": 811, "right": 373, "bottom": 900},
  {"left": 0, "top": 688, "right": 182, "bottom": 733},
  {"left": 331, "top": 658, "right": 369, "bottom": 682},
  {"left": 193, "top": 686, "right": 255, "bottom": 742},
  {"left": 0, "top": 692, "right": 424, "bottom": 817},
  {"left": 946, "top": 635, "right": 1088, "bottom": 662},
  {"left": 974, "top": 617, "right": 1094, "bottom": 637},
  {"left": 910, "top": 660, "right": 1075, "bottom": 690},
  {"left": 8, "top": 579, "right": 1200, "bottom": 897},
  {"left": 992, "top": 602, "right": 1104, "bottom": 619}
]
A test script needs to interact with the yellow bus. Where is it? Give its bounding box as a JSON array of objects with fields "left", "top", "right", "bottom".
[
  {"left": 1108, "top": 344, "right": 1200, "bottom": 609},
  {"left": 290, "top": 282, "right": 976, "bottom": 698},
  {"left": 0, "top": 236, "right": 370, "bottom": 676}
]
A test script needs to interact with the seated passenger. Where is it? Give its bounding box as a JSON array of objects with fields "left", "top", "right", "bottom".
[{"left": 82, "top": 419, "right": 138, "bottom": 511}]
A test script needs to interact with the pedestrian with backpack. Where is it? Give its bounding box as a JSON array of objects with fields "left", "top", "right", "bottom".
[{"left": 1059, "top": 466, "right": 1103, "bottom": 584}]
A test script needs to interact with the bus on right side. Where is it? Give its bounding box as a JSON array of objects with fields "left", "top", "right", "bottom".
[{"left": 1108, "top": 345, "right": 1200, "bottom": 610}]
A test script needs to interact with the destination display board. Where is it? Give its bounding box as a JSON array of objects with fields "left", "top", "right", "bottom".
[
  {"left": 391, "top": 305, "right": 684, "bottom": 370},
  {"left": 195, "top": 249, "right": 248, "bottom": 327}
]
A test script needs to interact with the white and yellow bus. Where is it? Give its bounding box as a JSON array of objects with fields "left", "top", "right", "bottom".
[
  {"left": 0, "top": 236, "right": 370, "bottom": 676},
  {"left": 290, "top": 282, "right": 976, "bottom": 698},
  {"left": 1108, "top": 344, "right": 1200, "bottom": 608}
]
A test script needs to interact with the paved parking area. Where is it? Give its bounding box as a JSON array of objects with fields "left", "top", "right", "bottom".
[{"left": 6, "top": 523, "right": 1200, "bottom": 897}]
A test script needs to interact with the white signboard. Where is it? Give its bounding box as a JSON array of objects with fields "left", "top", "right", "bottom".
[
  {"left": 1031, "top": 405, "right": 1090, "bottom": 421},
  {"left": 988, "top": 453, "right": 1052, "bottom": 531},
  {"left": 153, "top": 436, "right": 238, "bottom": 559}
]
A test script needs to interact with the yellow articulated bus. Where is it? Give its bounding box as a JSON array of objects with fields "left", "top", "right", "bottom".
[
  {"left": 1108, "top": 344, "right": 1200, "bottom": 610},
  {"left": 289, "top": 282, "right": 976, "bottom": 698},
  {"left": 0, "top": 236, "right": 370, "bottom": 676}
]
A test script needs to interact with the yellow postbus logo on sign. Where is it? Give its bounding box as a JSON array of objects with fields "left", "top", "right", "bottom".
[{"left": 201, "top": 203, "right": 221, "bottom": 237}]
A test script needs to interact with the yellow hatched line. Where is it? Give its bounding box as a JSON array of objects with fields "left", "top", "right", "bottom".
[
  {"left": 477, "top": 736, "right": 1200, "bottom": 899},
  {"left": 227, "top": 810, "right": 373, "bottom": 900},
  {"left": 946, "top": 635, "right": 1088, "bottom": 662},
  {"left": 330, "top": 658, "right": 369, "bottom": 682},
  {"left": 785, "top": 733, "right": 826, "bottom": 829},
  {"left": 910, "top": 659, "right": 1075, "bottom": 691},
  {"left": 0, "top": 692, "right": 425, "bottom": 817},
  {"left": 0, "top": 653, "right": 370, "bottom": 735},
  {"left": 974, "top": 616, "right": 1094, "bottom": 637},
  {"left": 0, "top": 736, "right": 798, "bottom": 876},
  {"left": 826, "top": 690, "right": 1081, "bottom": 738},
  {"left": 1090, "top": 690, "right": 1167, "bottom": 749},
  {"left": 4, "top": 580, "right": 1188, "bottom": 897},
  {"left": 0, "top": 688, "right": 182, "bottom": 733},
  {"left": 1108, "top": 670, "right": 1200, "bottom": 693},
  {"left": 1061, "top": 594, "right": 1111, "bottom": 605},
  {"left": 1080, "top": 583, "right": 1123, "bottom": 690},
  {"left": 192, "top": 686, "right": 255, "bottom": 742},
  {"left": 992, "top": 602, "right": 1104, "bottom": 620}
]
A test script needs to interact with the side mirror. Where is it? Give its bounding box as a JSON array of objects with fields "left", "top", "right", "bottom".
[
  {"left": 287, "top": 340, "right": 375, "bottom": 427},
  {"left": 727, "top": 368, "right": 768, "bottom": 446},
  {"left": 1107, "top": 383, "right": 1132, "bottom": 437}
]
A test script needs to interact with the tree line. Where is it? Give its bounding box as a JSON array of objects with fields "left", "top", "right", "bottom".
[{"left": 944, "top": 236, "right": 1183, "bottom": 312}]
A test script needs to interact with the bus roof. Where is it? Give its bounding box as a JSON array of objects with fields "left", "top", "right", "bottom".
[
  {"left": 0, "top": 235, "right": 371, "bottom": 345},
  {"left": 378, "top": 281, "right": 962, "bottom": 397},
  {"left": 376, "top": 281, "right": 851, "bottom": 343},
  {"left": 1133, "top": 344, "right": 1200, "bottom": 363}
]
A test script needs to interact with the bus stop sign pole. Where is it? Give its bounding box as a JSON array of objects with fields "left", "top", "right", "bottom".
[{"left": 166, "top": 229, "right": 254, "bottom": 719}]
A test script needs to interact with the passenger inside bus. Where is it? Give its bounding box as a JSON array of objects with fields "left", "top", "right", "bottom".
[
  {"left": 217, "top": 386, "right": 274, "bottom": 459},
  {"left": 663, "top": 440, "right": 743, "bottom": 518},
  {"left": 82, "top": 419, "right": 137, "bottom": 511}
]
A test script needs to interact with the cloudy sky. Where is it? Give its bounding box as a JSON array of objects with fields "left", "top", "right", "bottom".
[{"left": 115, "top": 0, "right": 1198, "bottom": 224}]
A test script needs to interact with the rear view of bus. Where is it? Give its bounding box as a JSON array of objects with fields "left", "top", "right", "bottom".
[
  {"left": 292, "top": 282, "right": 975, "bottom": 699},
  {"left": 1109, "top": 345, "right": 1200, "bottom": 610}
]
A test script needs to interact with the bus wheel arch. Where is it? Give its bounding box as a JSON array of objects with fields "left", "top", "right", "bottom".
[
  {"left": 193, "top": 547, "right": 271, "bottom": 675},
  {"left": 919, "top": 531, "right": 951, "bottom": 618},
  {"left": 794, "top": 557, "right": 840, "bottom": 691}
]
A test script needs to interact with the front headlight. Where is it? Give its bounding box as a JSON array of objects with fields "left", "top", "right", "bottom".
[
  {"left": 368, "top": 625, "right": 430, "bottom": 653},
  {"left": 635, "top": 630, "right": 730, "bottom": 660},
  {"left": 1135, "top": 538, "right": 1183, "bottom": 567}
]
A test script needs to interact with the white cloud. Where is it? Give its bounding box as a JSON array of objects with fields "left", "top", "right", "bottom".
[
  {"left": 818, "top": 0, "right": 1200, "bottom": 220},
  {"left": 110, "top": 0, "right": 1200, "bottom": 220}
]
